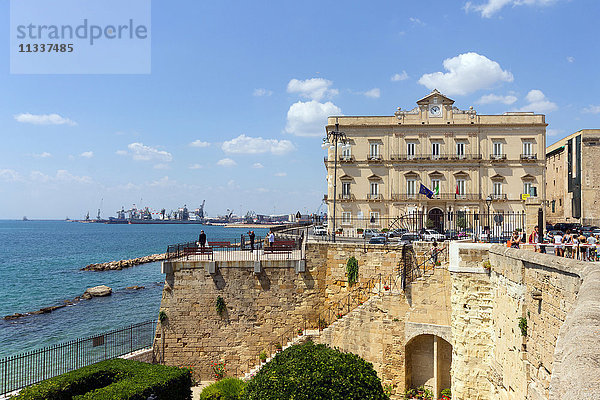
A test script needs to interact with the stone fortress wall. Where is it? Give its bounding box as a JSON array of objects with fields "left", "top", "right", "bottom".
[{"left": 154, "top": 240, "right": 600, "bottom": 399}]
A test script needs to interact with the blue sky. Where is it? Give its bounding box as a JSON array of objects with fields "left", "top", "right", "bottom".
[{"left": 1, "top": 0, "right": 599, "bottom": 219}]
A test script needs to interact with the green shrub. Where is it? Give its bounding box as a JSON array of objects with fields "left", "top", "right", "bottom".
[
  {"left": 346, "top": 256, "right": 359, "bottom": 286},
  {"left": 14, "top": 358, "right": 192, "bottom": 400},
  {"left": 519, "top": 317, "right": 528, "bottom": 337},
  {"left": 200, "top": 378, "right": 246, "bottom": 400},
  {"left": 243, "top": 341, "right": 386, "bottom": 400}
]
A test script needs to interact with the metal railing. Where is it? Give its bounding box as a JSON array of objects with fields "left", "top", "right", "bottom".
[
  {"left": 391, "top": 153, "right": 482, "bottom": 161},
  {"left": 0, "top": 320, "right": 157, "bottom": 396},
  {"left": 520, "top": 153, "right": 537, "bottom": 161},
  {"left": 491, "top": 154, "right": 507, "bottom": 160},
  {"left": 391, "top": 193, "right": 482, "bottom": 201}
]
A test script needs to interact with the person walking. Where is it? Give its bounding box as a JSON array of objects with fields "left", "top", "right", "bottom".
[
  {"left": 198, "top": 230, "right": 207, "bottom": 248},
  {"left": 431, "top": 241, "right": 439, "bottom": 266},
  {"left": 553, "top": 231, "right": 564, "bottom": 257},
  {"left": 510, "top": 230, "right": 521, "bottom": 249},
  {"left": 249, "top": 230, "right": 255, "bottom": 252},
  {"left": 564, "top": 230, "right": 574, "bottom": 259},
  {"left": 268, "top": 230, "right": 275, "bottom": 246},
  {"left": 529, "top": 226, "right": 540, "bottom": 252}
]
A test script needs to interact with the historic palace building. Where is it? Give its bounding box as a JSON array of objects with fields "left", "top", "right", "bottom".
[
  {"left": 323, "top": 89, "right": 547, "bottom": 231},
  {"left": 546, "top": 129, "right": 600, "bottom": 226}
]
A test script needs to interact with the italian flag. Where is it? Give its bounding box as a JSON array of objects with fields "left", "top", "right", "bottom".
[{"left": 434, "top": 185, "right": 439, "bottom": 195}]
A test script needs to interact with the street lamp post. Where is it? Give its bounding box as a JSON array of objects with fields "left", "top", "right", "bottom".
[
  {"left": 323, "top": 122, "right": 348, "bottom": 243},
  {"left": 486, "top": 195, "right": 493, "bottom": 243}
]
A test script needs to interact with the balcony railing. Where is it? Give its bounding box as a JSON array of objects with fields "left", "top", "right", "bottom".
[
  {"left": 392, "top": 193, "right": 482, "bottom": 201},
  {"left": 390, "top": 153, "right": 482, "bottom": 161},
  {"left": 490, "top": 193, "right": 508, "bottom": 200},
  {"left": 491, "top": 154, "right": 507, "bottom": 161},
  {"left": 339, "top": 155, "right": 355, "bottom": 162},
  {"left": 367, "top": 194, "right": 382, "bottom": 201},
  {"left": 338, "top": 193, "right": 355, "bottom": 201},
  {"left": 367, "top": 154, "right": 383, "bottom": 161},
  {"left": 520, "top": 153, "right": 537, "bottom": 161}
]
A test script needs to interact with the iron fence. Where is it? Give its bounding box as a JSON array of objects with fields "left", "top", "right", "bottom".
[
  {"left": 314, "top": 211, "right": 526, "bottom": 243},
  {"left": 0, "top": 320, "right": 157, "bottom": 396}
]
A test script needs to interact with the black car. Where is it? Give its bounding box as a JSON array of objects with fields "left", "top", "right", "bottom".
[{"left": 369, "top": 236, "right": 387, "bottom": 245}]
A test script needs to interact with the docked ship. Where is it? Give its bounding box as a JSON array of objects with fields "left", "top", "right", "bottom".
[{"left": 107, "top": 202, "right": 207, "bottom": 224}]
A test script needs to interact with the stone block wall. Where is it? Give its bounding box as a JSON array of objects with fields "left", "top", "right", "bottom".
[{"left": 450, "top": 242, "right": 600, "bottom": 400}]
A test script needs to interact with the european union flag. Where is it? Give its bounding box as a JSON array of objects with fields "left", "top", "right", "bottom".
[{"left": 419, "top": 183, "right": 434, "bottom": 199}]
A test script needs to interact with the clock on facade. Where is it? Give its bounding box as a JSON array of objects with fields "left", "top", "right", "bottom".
[{"left": 429, "top": 104, "right": 442, "bottom": 117}]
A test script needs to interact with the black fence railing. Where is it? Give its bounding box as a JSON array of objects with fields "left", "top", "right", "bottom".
[
  {"left": 313, "top": 212, "right": 526, "bottom": 243},
  {"left": 0, "top": 320, "right": 157, "bottom": 396}
]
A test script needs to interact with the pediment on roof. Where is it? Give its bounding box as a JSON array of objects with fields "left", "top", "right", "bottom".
[
  {"left": 339, "top": 174, "right": 353, "bottom": 181},
  {"left": 490, "top": 173, "right": 504, "bottom": 180},
  {"left": 367, "top": 174, "right": 382, "bottom": 180},
  {"left": 416, "top": 89, "right": 455, "bottom": 106}
]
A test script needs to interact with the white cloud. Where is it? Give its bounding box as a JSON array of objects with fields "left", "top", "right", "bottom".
[
  {"left": 115, "top": 150, "right": 128, "bottom": 156},
  {"left": 153, "top": 163, "right": 170, "bottom": 170},
  {"left": 465, "top": 0, "right": 557, "bottom": 18},
  {"left": 518, "top": 90, "right": 558, "bottom": 113},
  {"left": 149, "top": 176, "right": 176, "bottom": 188},
  {"left": 391, "top": 71, "right": 409, "bottom": 82},
  {"left": 14, "top": 113, "right": 77, "bottom": 126},
  {"left": 189, "top": 164, "right": 204, "bottom": 170},
  {"left": 189, "top": 140, "right": 210, "bottom": 148},
  {"left": 222, "top": 134, "right": 295, "bottom": 155},
  {"left": 0, "top": 169, "right": 22, "bottom": 182},
  {"left": 583, "top": 105, "right": 600, "bottom": 114},
  {"left": 32, "top": 152, "right": 52, "bottom": 158},
  {"left": 122, "top": 143, "right": 173, "bottom": 162},
  {"left": 418, "top": 52, "right": 513, "bottom": 96},
  {"left": 285, "top": 100, "right": 342, "bottom": 137},
  {"left": 566, "top": 56, "right": 575, "bottom": 63},
  {"left": 547, "top": 128, "right": 564, "bottom": 137},
  {"left": 55, "top": 170, "right": 92, "bottom": 184},
  {"left": 80, "top": 151, "right": 94, "bottom": 158},
  {"left": 274, "top": 172, "right": 287, "bottom": 177},
  {"left": 287, "top": 78, "right": 338, "bottom": 101},
  {"left": 253, "top": 88, "right": 273, "bottom": 97},
  {"left": 476, "top": 93, "right": 518, "bottom": 105},
  {"left": 363, "top": 88, "right": 381, "bottom": 98},
  {"left": 253, "top": 163, "right": 264, "bottom": 169},
  {"left": 409, "top": 17, "right": 425, "bottom": 25},
  {"left": 217, "top": 158, "right": 237, "bottom": 167}
]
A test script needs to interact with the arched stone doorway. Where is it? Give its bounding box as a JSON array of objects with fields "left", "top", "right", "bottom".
[
  {"left": 428, "top": 208, "right": 444, "bottom": 233},
  {"left": 405, "top": 334, "right": 452, "bottom": 398}
]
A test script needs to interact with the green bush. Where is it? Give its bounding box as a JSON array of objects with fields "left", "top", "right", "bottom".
[
  {"left": 14, "top": 358, "right": 192, "bottom": 400},
  {"left": 243, "top": 341, "right": 386, "bottom": 400},
  {"left": 346, "top": 256, "right": 359, "bottom": 286},
  {"left": 200, "top": 378, "right": 246, "bottom": 400}
]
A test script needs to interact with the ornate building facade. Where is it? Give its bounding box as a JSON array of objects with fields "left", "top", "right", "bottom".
[{"left": 323, "top": 90, "right": 547, "bottom": 231}]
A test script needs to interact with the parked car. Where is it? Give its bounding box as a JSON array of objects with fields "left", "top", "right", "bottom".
[
  {"left": 363, "top": 228, "right": 382, "bottom": 239},
  {"left": 399, "top": 233, "right": 420, "bottom": 244},
  {"left": 312, "top": 226, "right": 327, "bottom": 236},
  {"left": 369, "top": 236, "right": 387, "bottom": 245},
  {"left": 422, "top": 229, "right": 445, "bottom": 242},
  {"left": 444, "top": 230, "right": 460, "bottom": 240},
  {"left": 553, "top": 223, "right": 581, "bottom": 234},
  {"left": 387, "top": 228, "right": 408, "bottom": 238}
]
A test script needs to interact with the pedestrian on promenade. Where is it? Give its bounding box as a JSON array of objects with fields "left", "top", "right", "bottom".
[
  {"left": 564, "top": 230, "right": 574, "bottom": 259},
  {"left": 249, "top": 230, "right": 255, "bottom": 252},
  {"left": 198, "top": 230, "right": 207, "bottom": 248},
  {"left": 510, "top": 230, "right": 521, "bottom": 249},
  {"left": 588, "top": 234, "right": 598, "bottom": 261},
  {"left": 554, "top": 231, "right": 564, "bottom": 257},
  {"left": 528, "top": 226, "right": 541, "bottom": 252},
  {"left": 431, "top": 241, "right": 439, "bottom": 266},
  {"left": 269, "top": 230, "right": 275, "bottom": 246}
]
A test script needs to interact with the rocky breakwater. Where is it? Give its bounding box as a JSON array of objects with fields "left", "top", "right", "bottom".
[
  {"left": 81, "top": 253, "right": 168, "bottom": 271},
  {"left": 4, "top": 285, "right": 113, "bottom": 320}
]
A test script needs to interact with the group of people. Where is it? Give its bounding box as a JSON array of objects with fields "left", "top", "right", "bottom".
[
  {"left": 509, "top": 225, "right": 599, "bottom": 262},
  {"left": 197, "top": 229, "right": 275, "bottom": 252}
]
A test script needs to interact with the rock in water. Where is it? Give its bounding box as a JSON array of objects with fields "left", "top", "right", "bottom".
[{"left": 84, "top": 285, "right": 112, "bottom": 298}]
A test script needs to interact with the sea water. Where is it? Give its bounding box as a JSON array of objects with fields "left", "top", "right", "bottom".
[{"left": 0, "top": 220, "right": 269, "bottom": 358}]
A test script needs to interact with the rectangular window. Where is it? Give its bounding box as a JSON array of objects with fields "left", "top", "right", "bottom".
[
  {"left": 370, "top": 182, "right": 379, "bottom": 195},
  {"left": 407, "top": 142, "right": 416, "bottom": 159},
  {"left": 342, "top": 212, "right": 351, "bottom": 224},
  {"left": 431, "top": 179, "right": 440, "bottom": 196},
  {"left": 369, "top": 143, "right": 380, "bottom": 159},
  {"left": 432, "top": 142, "right": 440, "bottom": 158},
  {"left": 407, "top": 179, "right": 416, "bottom": 195},
  {"left": 456, "top": 179, "right": 465, "bottom": 195},
  {"left": 522, "top": 141, "right": 532, "bottom": 156},
  {"left": 342, "top": 145, "right": 352, "bottom": 159},
  {"left": 456, "top": 142, "right": 465, "bottom": 158},
  {"left": 493, "top": 142, "right": 503, "bottom": 156},
  {"left": 342, "top": 182, "right": 350, "bottom": 196},
  {"left": 552, "top": 200, "right": 556, "bottom": 213},
  {"left": 493, "top": 182, "right": 502, "bottom": 196},
  {"left": 523, "top": 182, "right": 532, "bottom": 195},
  {"left": 369, "top": 212, "right": 380, "bottom": 224}
]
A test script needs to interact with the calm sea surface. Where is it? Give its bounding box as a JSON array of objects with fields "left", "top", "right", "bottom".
[{"left": 0, "top": 220, "right": 269, "bottom": 358}]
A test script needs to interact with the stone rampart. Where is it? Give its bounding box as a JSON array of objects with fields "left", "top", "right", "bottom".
[{"left": 450, "top": 242, "right": 600, "bottom": 400}]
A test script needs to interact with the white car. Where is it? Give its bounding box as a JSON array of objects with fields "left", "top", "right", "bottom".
[
  {"left": 313, "top": 226, "right": 327, "bottom": 236},
  {"left": 363, "top": 228, "right": 383, "bottom": 239},
  {"left": 422, "top": 229, "right": 445, "bottom": 242}
]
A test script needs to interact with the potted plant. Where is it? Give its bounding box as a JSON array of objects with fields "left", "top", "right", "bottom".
[
  {"left": 336, "top": 312, "right": 343, "bottom": 319},
  {"left": 383, "top": 285, "right": 390, "bottom": 291},
  {"left": 336, "top": 228, "right": 343, "bottom": 235},
  {"left": 357, "top": 228, "right": 364, "bottom": 234},
  {"left": 259, "top": 350, "right": 267, "bottom": 363},
  {"left": 297, "top": 328, "right": 303, "bottom": 336},
  {"left": 211, "top": 361, "right": 226, "bottom": 381}
]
